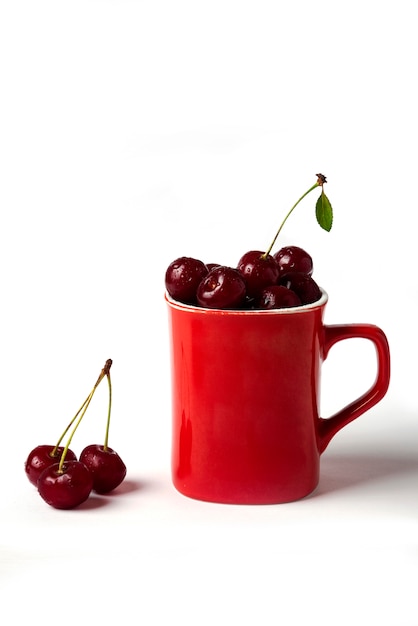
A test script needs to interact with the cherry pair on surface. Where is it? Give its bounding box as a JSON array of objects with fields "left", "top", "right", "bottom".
[{"left": 25, "top": 360, "right": 127, "bottom": 509}]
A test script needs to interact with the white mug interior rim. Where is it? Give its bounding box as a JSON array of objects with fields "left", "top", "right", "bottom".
[{"left": 165, "top": 288, "right": 328, "bottom": 315}]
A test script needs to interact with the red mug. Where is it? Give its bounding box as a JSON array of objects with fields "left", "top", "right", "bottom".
[{"left": 165, "top": 290, "right": 390, "bottom": 504}]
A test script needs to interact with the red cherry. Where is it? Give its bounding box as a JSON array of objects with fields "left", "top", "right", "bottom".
[
  {"left": 25, "top": 445, "right": 77, "bottom": 487},
  {"left": 273, "top": 245, "right": 313, "bottom": 276},
  {"left": 257, "top": 285, "right": 302, "bottom": 309},
  {"left": 196, "top": 266, "right": 247, "bottom": 309},
  {"left": 237, "top": 250, "right": 280, "bottom": 299},
  {"left": 165, "top": 256, "right": 208, "bottom": 304},
  {"left": 37, "top": 460, "right": 93, "bottom": 509},
  {"left": 79, "top": 444, "right": 127, "bottom": 494},
  {"left": 279, "top": 272, "right": 322, "bottom": 304}
]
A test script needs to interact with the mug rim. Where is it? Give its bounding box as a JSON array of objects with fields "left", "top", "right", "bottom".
[{"left": 165, "top": 288, "right": 328, "bottom": 315}]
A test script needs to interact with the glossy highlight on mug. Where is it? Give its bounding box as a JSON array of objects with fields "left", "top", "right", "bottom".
[{"left": 166, "top": 290, "right": 390, "bottom": 504}]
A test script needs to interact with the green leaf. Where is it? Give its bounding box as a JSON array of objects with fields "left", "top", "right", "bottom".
[{"left": 315, "top": 192, "right": 333, "bottom": 231}]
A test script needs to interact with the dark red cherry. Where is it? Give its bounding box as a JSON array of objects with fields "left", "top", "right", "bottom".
[
  {"left": 274, "top": 245, "right": 313, "bottom": 276},
  {"left": 257, "top": 285, "right": 302, "bottom": 309},
  {"left": 79, "top": 444, "right": 127, "bottom": 494},
  {"left": 25, "top": 445, "right": 77, "bottom": 487},
  {"left": 279, "top": 272, "right": 322, "bottom": 304},
  {"left": 37, "top": 460, "right": 93, "bottom": 509},
  {"left": 242, "top": 295, "right": 257, "bottom": 309},
  {"left": 237, "top": 250, "right": 280, "bottom": 298},
  {"left": 165, "top": 257, "right": 208, "bottom": 304},
  {"left": 206, "top": 263, "right": 221, "bottom": 271},
  {"left": 197, "top": 266, "right": 246, "bottom": 309}
]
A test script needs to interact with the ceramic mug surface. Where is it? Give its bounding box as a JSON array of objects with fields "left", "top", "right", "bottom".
[{"left": 166, "top": 290, "right": 390, "bottom": 504}]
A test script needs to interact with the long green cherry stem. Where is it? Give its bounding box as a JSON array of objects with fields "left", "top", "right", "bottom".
[
  {"left": 52, "top": 392, "right": 96, "bottom": 456},
  {"left": 262, "top": 174, "right": 327, "bottom": 259},
  {"left": 103, "top": 371, "right": 112, "bottom": 451},
  {"left": 57, "top": 359, "right": 113, "bottom": 473}
]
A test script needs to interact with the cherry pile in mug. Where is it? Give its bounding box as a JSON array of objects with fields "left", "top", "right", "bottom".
[{"left": 165, "top": 245, "right": 322, "bottom": 310}]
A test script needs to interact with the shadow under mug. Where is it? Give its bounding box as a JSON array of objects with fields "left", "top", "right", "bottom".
[{"left": 165, "top": 290, "right": 390, "bottom": 504}]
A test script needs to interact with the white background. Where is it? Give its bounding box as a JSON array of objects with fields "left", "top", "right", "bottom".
[{"left": 1, "top": 1, "right": 417, "bottom": 624}]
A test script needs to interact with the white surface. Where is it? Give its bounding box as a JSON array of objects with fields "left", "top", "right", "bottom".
[{"left": 1, "top": 1, "right": 417, "bottom": 624}]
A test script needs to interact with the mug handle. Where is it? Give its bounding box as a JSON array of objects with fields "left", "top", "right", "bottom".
[{"left": 317, "top": 324, "right": 390, "bottom": 453}]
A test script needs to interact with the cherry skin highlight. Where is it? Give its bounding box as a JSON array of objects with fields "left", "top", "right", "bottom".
[
  {"left": 25, "top": 445, "right": 77, "bottom": 487},
  {"left": 37, "top": 460, "right": 93, "bottom": 509},
  {"left": 237, "top": 250, "right": 280, "bottom": 299},
  {"left": 274, "top": 245, "right": 313, "bottom": 277},
  {"left": 196, "top": 266, "right": 247, "bottom": 309},
  {"left": 165, "top": 256, "right": 208, "bottom": 304},
  {"left": 257, "top": 285, "right": 302, "bottom": 309},
  {"left": 79, "top": 444, "right": 127, "bottom": 494}
]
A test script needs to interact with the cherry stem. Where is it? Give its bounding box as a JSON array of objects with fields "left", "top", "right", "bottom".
[
  {"left": 51, "top": 394, "right": 93, "bottom": 456},
  {"left": 57, "top": 359, "right": 113, "bottom": 473},
  {"left": 262, "top": 174, "right": 327, "bottom": 259},
  {"left": 103, "top": 371, "right": 112, "bottom": 451}
]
